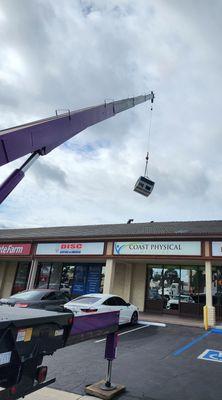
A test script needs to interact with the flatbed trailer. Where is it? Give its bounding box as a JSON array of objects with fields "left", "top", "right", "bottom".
[{"left": 0, "top": 306, "right": 119, "bottom": 399}]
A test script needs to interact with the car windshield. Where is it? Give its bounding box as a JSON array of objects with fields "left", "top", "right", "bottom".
[
  {"left": 69, "top": 296, "right": 99, "bottom": 304},
  {"left": 10, "top": 290, "right": 46, "bottom": 300}
]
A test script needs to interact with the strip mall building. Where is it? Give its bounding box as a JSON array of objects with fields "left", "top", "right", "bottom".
[{"left": 1, "top": 220, "right": 222, "bottom": 326}]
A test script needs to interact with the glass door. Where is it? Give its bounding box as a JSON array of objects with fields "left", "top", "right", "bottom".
[
  {"left": 178, "top": 267, "right": 204, "bottom": 317},
  {"left": 35, "top": 263, "right": 51, "bottom": 288},
  {"left": 163, "top": 267, "right": 181, "bottom": 314},
  {"left": 86, "top": 265, "right": 102, "bottom": 294},
  {"left": 145, "top": 265, "right": 205, "bottom": 317},
  {"left": 145, "top": 266, "right": 164, "bottom": 313},
  {"left": 71, "top": 264, "right": 102, "bottom": 296},
  {"left": 12, "top": 262, "right": 30, "bottom": 294},
  {"left": 71, "top": 265, "right": 88, "bottom": 296},
  {"left": 213, "top": 267, "right": 222, "bottom": 320}
]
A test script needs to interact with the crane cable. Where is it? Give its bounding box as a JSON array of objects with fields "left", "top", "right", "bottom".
[{"left": 144, "top": 101, "right": 154, "bottom": 177}]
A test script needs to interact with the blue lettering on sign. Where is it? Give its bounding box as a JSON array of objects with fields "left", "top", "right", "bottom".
[{"left": 198, "top": 349, "right": 222, "bottom": 363}]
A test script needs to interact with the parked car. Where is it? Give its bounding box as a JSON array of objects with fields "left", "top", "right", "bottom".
[
  {"left": 166, "top": 295, "right": 195, "bottom": 310},
  {"left": 64, "top": 293, "right": 139, "bottom": 325},
  {"left": 0, "top": 289, "right": 70, "bottom": 309}
]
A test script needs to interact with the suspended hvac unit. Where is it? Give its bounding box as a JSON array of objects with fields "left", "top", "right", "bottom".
[{"left": 134, "top": 175, "right": 155, "bottom": 197}]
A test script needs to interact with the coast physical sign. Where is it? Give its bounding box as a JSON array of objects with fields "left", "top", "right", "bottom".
[{"left": 113, "top": 241, "right": 201, "bottom": 256}]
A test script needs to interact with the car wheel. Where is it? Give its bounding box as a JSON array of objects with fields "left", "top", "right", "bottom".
[{"left": 130, "top": 311, "right": 138, "bottom": 325}]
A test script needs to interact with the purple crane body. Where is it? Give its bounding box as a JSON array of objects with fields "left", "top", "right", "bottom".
[
  {"left": 0, "top": 95, "right": 153, "bottom": 166},
  {"left": 0, "top": 93, "right": 154, "bottom": 204},
  {"left": 65, "top": 311, "right": 119, "bottom": 355},
  {"left": 0, "top": 169, "right": 24, "bottom": 204},
  {"left": 70, "top": 311, "right": 119, "bottom": 336},
  {"left": 105, "top": 332, "right": 118, "bottom": 361},
  {"left": 68, "top": 311, "right": 119, "bottom": 362}
]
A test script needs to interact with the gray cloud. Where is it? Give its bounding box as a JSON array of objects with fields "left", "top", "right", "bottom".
[
  {"left": 0, "top": 0, "right": 222, "bottom": 227},
  {"left": 30, "top": 159, "right": 68, "bottom": 189}
]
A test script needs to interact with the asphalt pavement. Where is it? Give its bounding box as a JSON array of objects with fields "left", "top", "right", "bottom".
[{"left": 44, "top": 322, "right": 222, "bottom": 400}]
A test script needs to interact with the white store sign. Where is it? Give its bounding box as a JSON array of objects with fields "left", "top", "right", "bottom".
[
  {"left": 212, "top": 242, "right": 222, "bottom": 257},
  {"left": 114, "top": 241, "right": 201, "bottom": 256},
  {"left": 36, "top": 242, "right": 104, "bottom": 256}
]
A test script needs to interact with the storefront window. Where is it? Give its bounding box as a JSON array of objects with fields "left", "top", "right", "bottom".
[
  {"left": 100, "top": 266, "right": 106, "bottom": 293},
  {"left": 12, "top": 262, "right": 30, "bottom": 294},
  {"left": 146, "top": 265, "right": 206, "bottom": 316},
  {"left": 36, "top": 263, "right": 52, "bottom": 288},
  {"left": 213, "top": 267, "right": 222, "bottom": 306},
  {"left": 35, "top": 262, "right": 105, "bottom": 296},
  {"left": 60, "top": 264, "right": 75, "bottom": 293},
  {"left": 49, "top": 263, "right": 63, "bottom": 289},
  {"left": 148, "top": 267, "right": 163, "bottom": 300}
]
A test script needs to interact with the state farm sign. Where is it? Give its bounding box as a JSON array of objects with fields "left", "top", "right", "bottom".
[
  {"left": 0, "top": 244, "right": 31, "bottom": 256},
  {"left": 36, "top": 242, "right": 104, "bottom": 256}
]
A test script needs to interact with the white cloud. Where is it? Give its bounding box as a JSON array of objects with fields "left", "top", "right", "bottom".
[{"left": 0, "top": 0, "right": 221, "bottom": 227}]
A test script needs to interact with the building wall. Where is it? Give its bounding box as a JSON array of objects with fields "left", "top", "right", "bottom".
[
  {"left": 0, "top": 261, "right": 17, "bottom": 297},
  {"left": 112, "top": 261, "right": 147, "bottom": 311},
  {"left": 130, "top": 263, "right": 147, "bottom": 311},
  {"left": 113, "top": 262, "right": 127, "bottom": 296}
]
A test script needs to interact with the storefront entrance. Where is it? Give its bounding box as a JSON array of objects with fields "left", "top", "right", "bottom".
[
  {"left": 72, "top": 265, "right": 102, "bottom": 296},
  {"left": 35, "top": 262, "right": 105, "bottom": 296},
  {"left": 12, "top": 262, "right": 31, "bottom": 294},
  {"left": 145, "top": 265, "right": 206, "bottom": 318}
]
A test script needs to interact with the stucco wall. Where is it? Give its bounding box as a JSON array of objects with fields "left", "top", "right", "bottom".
[
  {"left": 113, "top": 262, "right": 127, "bottom": 296},
  {"left": 130, "top": 263, "right": 147, "bottom": 311},
  {"left": 112, "top": 262, "right": 147, "bottom": 311}
]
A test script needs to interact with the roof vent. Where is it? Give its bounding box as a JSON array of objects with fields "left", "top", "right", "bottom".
[{"left": 127, "top": 219, "right": 134, "bottom": 224}]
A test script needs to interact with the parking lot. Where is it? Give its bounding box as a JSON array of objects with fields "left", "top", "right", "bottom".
[{"left": 45, "top": 322, "right": 222, "bottom": 400}]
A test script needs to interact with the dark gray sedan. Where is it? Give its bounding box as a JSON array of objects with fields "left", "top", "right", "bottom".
[{"left": 0, "top": 289, "right": 70, "bottom": 309}]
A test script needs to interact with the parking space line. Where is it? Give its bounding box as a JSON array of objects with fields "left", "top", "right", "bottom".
[
  {"left": 138, "top": 321, "right": 166, "bottom": 327},
  {"left": 211, "top": 328, "right": 222, "bottom": 335},
  {"left": 173, "top": 330, "right": 212, "bottom": 356},
  {"left": 95, "top": 325, "right": 149, "bottom": 343}
]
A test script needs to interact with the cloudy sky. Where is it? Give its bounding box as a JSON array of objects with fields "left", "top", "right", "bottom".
[{"left": 0, "top": 0, "right": 221, "bottom": 228}]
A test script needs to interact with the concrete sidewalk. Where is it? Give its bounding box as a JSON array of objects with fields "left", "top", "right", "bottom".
[
  {"left": 140, "top": 312, "right": 203, "bottom": 327},
  {"left": 26, "top": 387, "right": 100, "bottom": 400}
]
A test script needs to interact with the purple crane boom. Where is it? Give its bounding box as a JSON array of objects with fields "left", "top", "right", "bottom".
[{"left": 0, "top": 92, "right": 154, "bottom": 204}]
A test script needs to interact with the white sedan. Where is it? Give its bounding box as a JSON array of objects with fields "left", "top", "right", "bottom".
[{"left": 64, "top": 293, "right": 139, "bottom": 325}]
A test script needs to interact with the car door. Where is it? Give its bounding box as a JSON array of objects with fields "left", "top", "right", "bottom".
[
  {"left": 114, "top": 297, "right": 131, "bottom": 324},
  {"left": 101, "top": 297, "right": 122, "bottom": 323},
  {"left": 102, "top": 296, "right": 129, "bottom": 324},
  {"left": 41, "top": 291, "right": 67, "bottom": 308}
]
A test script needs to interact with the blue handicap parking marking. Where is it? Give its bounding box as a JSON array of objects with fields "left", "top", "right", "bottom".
[{"left": 198, "top": 349, "right": 222, "bottom": 363}]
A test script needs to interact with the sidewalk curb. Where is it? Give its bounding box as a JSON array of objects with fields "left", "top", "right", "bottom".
[{"left": 25, "top": 387, "right": 100, "bottom": 400}]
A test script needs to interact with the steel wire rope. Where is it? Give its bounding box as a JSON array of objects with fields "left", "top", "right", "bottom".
[{"left": 144, "top": 103, "right": 154, "bottom": 177}]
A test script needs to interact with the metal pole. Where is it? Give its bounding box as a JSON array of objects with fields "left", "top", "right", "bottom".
[
  {"left": 100, "top": 332, "right": 118, "bottom": 391},
  {"left": 100, "top": 359, "right": 116, "bottom": 391},
  {"left": 105, "top": 360, "right": 113, "bottom": 388}
]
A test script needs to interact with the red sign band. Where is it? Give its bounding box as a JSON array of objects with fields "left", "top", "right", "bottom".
[{"left": 0, "top": 244, "right": 31, "bottom": 256}]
